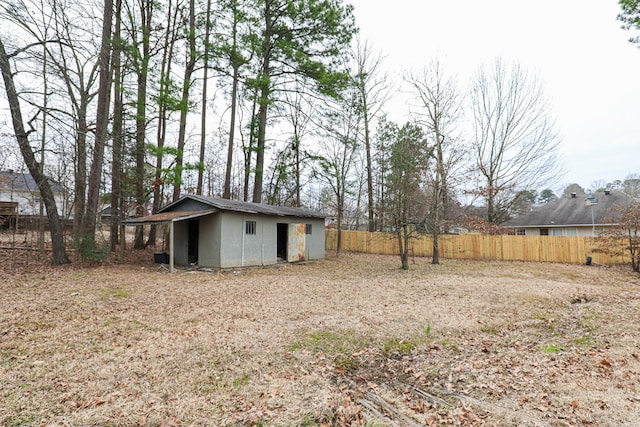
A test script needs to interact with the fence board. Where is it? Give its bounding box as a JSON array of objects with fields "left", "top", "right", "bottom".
[{"left": 325, "top": 230, "right": 630, "bottom": 265}]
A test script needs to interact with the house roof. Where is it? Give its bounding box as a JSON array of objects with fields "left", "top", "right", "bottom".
[
  {"left": 159, "top": 195, "right": 327, "bottom": 218},
  {"left": 0, "top": 170, "right": 64, "bottom": 193},
  {"left": 504, "top": 191, "right": 628, "bottom": 228}
]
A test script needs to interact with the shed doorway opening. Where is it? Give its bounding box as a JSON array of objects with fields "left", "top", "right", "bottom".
[
  {"left": 188, "top": 219, "right": 199, "bottom": 264},
  {"left": 277, "top": 222, "right": 306, "bottom": 263},
  {"left": 277, "top": 223, "right": 288, "bottom": 261}
]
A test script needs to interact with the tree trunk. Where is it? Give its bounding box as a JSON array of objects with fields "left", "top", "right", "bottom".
[
  {"left": 110, "top": 0, "right": 123, "bottom": 252},
  {"left": 253, "top": 85, "right": 269, "bottom": 204},
  {"left": 149, "top": 0, "right": 178, "bottom": 247},
  {"left": 402, "top": 225, "right": 410, "bottom": 269},
  {"left": 133, "top": 0, "right": 153, "bottom": 250},
  {"left": 363, "top": 103, "right": 375, "bottom": 232},
  {"left": 172, "top": 0, "right": 197, "bottom": 202},
  {"left": 244, "top": 97, "right": 258, "bottom": 202},
  {"left": 198, "top": 0, "right": 212, "bottom": 196},
  {"left": 252, "top": 0, "right": 272, "bottom": 204},
  {"left": 84, "top": 0, "right": 114, "bottom": 245},
  {"left": 223, "top": 3, "right": 241, "bottom": 200},
  {"left": 0, "top": 37, "right": 69, "bottom": 264},
  {"left": 73, "top": 109, "right": 87, "bottom": 239},
  {"left": 224, "top": 64, "right": 240, "bottom": 199}
]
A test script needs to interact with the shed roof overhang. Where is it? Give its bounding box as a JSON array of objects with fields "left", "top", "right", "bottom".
[
  {"left": 122, "top": 209, "right": 218, "bottom": 274},
  {"left": 123, "top": 209, "right": 217, "bottom": 226}
]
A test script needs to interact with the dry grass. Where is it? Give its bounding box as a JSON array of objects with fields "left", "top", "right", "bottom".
[{"left": 1, "top": 247, "right": 640, "bottom": 426}]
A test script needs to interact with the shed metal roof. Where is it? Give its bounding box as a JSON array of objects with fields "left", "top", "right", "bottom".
[
  {"left": 123, "top": 210, "right": 216, "bottom": 225},
  {"left": 158, "top": 195, "right": 327, "bottom": 219}
]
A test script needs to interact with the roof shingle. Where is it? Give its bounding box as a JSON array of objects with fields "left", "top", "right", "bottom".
[{"left": 504, "top": 191, "right": 628, "bottom": 227}]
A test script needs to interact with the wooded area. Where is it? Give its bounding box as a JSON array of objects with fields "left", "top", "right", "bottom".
[
  {"left": 326, "top": 230, "right": 631, "bottom": 265},
  {"left": 0, "top": 0, "right": 573, "bottom": 265}
]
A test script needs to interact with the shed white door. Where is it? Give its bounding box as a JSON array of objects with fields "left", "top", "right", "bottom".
[{"left": 287, "top": 223, "right": 306, "bottom": 262}]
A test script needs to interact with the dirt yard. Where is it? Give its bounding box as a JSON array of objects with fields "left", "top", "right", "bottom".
[{"left": 1, "top": 245, "right": 640, "bottom": 426}]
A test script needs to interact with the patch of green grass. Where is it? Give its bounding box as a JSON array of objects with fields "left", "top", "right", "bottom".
[
  {"left": 231, "top": 375, "right": 249, "bottom": 388},
  {"left": 480, "top": 325, "right": 498, "bottom": 334},
  {"left": 101, "top": 287, "right": 131, "bottom": 299},
  {"left": 301, "top": 415, "right": 319, "bottom": 426},
  {"left": 334, "top": 354, "right": 358, "bottom": 371},
  {"left": 291, "top": 330, "right": 370, "bottom": 355},
  {"left": 4, "top": 413, "right": 36, "bottom": 427},
  {"left": 576, "top": 309, "right": 600, "bottom": 333},
  {"left": 532, "top": 312, "right": 554, "bottom": 321},
  {"left": 542, "top": 344, "right": 565, "bottom": 353},
  {"left": 365, "top": 420, "right": 387, "bottom": 427},
  {"left": 528, "top": 313, "right": 558, "bottom": 332},
  {"left": 291, "top": 330, "right": 371, "bottom": 372},
  {"left": 440, "top": 339, "right": 457, "bottom": 349},
  {"left": 201, "top": 373, "right": 250, "bottom": 392},
  {"left": 573, "top": 336, "right": 594, "bottom": 346},
  {"left": 0, "top": 350, "right": 13, "bottom": 366},
  {"left": 424, "top": 324, "right": 432, "bottom": 335},
  {"left": 382, "top": 337, "right": 419, "bottom": 355}
]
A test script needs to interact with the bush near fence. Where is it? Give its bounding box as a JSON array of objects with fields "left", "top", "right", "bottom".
[{"left": 325, "top": 229, "right": 630, "bottom": 265}]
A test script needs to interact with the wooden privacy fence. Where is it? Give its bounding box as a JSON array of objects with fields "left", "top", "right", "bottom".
[{"left": 325, "top": 230, "right": 630, "bottom": 265}]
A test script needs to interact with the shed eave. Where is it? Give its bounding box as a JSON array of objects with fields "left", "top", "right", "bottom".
[{"left": 123, "top": 209, "right": 217, "bottom": 225}]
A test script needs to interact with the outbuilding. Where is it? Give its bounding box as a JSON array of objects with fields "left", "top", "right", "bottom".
[{"left": 125, "top": 195, "right": 327, "bottom": 271}]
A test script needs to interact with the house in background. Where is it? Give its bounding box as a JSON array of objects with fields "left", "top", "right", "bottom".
[
  {"left": 503, "top": 190, "right": 627, "bottom": 236},
  {"left": 0, "top": 170, "right": 65, "bottom": 218},
  {"left": 125, "top": 195, "right": 327, "bottom": 270}
]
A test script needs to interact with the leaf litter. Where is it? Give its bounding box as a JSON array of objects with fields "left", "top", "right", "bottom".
[{"left": 1, "top": 247, "right": 640, "bottom": 426}]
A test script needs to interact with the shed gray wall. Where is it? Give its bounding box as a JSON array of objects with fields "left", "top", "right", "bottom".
[
  {"left": 218, "top": 212, "right": 277, "bottom": 268},
  {"left": 169, "top": 211, "right": 326, "bottom": 269},
  {"left": 173, "top": 221, "right": 189, "bottom": 265},
  {"left": 216, "top": 213, "right": 326, "bottom": 269},
  {"left": 198, "top": 214, "right": 221, "bottom": 267},
  {"left": 303, "top": 218, "right": 326, "bottom": 260}
]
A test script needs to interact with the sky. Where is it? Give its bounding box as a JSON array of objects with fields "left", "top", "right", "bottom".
[{"left": 347, "top": 0, "right": 640, "bottom": 192}]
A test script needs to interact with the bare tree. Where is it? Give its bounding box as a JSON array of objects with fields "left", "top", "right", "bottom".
[
  {"left": 110, "top": 0, "right": 123, "bottom": 252},
  {"left": 470, "top": 58, "right": 563, "bottom": 223},
  {"left": 265, "top": 88, "right": 313, "bottom": 207},
  {"left": 407, "top": 60, "right": 465, "bottom": 264},
  {"left": 351, "top": 37, "right": 392, "bottom": 231},
  {"left": 623, "top": 174, "right": 640, "bottom": 198},
  {"left": 314, "top": 91, "right": 362, "bottom": 256},
  {"left": 124, "top": 0, "right": 155, "bottom": 249},
  {"left": 82, "top": 0, "right": 113, "bottom": 248},
  {"left": 216, "top": 0, "right": 254, "bottom": 200},
  {"left": 0, "top": 37, "right": 69, "bottom": 264},
  {"left": 1, "top": 0, "right": 102, "bottom": 240},
  {"left": 600, "top": 198, "right": 640, "bottom": 273}
]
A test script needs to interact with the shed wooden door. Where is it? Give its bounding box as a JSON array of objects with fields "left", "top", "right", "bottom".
[{"left": 287, "top": 223, "right": 306, "bottom": 262}]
